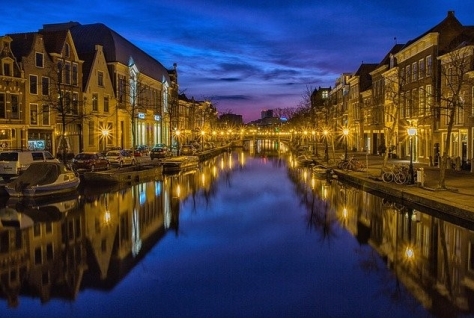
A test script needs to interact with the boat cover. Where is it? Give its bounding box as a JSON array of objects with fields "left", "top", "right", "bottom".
[{"left": 8, "top": 162, "right": 69, "bottom": 191}]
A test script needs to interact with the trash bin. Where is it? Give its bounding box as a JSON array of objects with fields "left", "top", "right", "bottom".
[{"left": 417, "top": 168, "right": 424, "bottom": 186}]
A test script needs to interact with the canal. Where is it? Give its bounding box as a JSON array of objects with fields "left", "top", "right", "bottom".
[{"left": 0, "top": 148, "right": 473, "bottom": 317}]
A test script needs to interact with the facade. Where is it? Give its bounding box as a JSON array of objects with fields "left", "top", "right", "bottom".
[
  {"left": 316, "top": 11, "right": 474, "bottom": 170},
  {"left": 2, "top": 21, "right": 190, "bottom": 157}
]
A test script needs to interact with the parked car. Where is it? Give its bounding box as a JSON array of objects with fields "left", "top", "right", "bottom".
[
  {"left": 150, "top": 145, "right": 170, "bottom": 159},
  {"left": 0, "top": 150, "right": 59, "bottom": 181},
  {"left": 106, "top": 150, "right": 136, "bottom": 167},
  {"left": 180, "top": 144, "right": 196, "bottom": 155},
  {"left": 134, "top": 145, "right": 150, "bottom": 157},
  {"left": 72, "top": 152, "right": 110, "bottom": 172}
]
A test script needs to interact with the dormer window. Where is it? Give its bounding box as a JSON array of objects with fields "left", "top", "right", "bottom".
[
  {"left": 3, "top": 62, "right": 11, "bottom": 76},
  {"left": 35, "top": 52, "right": 44, "bottom": 68},
  {"left": 64, "top": 43, "right": 70, "bottom": 58},
  {"left": 389, "top": 54, "right": 394, "bottom": 68}
]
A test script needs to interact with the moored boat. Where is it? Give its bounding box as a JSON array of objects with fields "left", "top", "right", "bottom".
[
  {"left": 82, "top": 164, "right": 162, "bottom": 184},
  {"left": 5, "top": 162, "right": 80, "bottom": 197},
  {"left": 162, "top": 156, "right": 199, "bottom": 173}
]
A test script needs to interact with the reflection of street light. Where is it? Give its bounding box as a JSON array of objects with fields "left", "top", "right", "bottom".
[
  {"left": 343, "top": 128, "right": 349, "bottom": 160},
  {"left": 323, "top": 129, "right": 329, "bottom": 163},
  {"left": 101, "top": 129, "right": 109, "bottom": 152},
  {"left": 175, "top": 129, "right": 181, "bottom": 155},
  {"left": 407, "top": 127, "right": 417, "bottom": 184},
  {"left": 201, "top": 130, "right": 205, "bottom": 146}
]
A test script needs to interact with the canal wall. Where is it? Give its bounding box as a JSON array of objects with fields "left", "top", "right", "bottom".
[{"left": 333, "top": 167, "right": 474, "bottom": 224}]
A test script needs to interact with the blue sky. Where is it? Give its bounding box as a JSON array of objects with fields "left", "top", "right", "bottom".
[{"left": 2, "top": 0, "right": 474, "bottom": 122}]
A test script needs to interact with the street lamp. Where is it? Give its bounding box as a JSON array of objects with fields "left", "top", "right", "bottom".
[
  {"left": 101, "top": 129, "right": 109, "bottom": 152},
  {"left": 323, "top": 129, "right": 329, "bottom": 163},
  {"left": 407, "top": 127, "right": 417, "bottom": 184},
  {"left": 343, "top": 128, "right": 349, "bottom": 160},
  {"left": 201, "top": 130, "right": 205, "bottom": 146},
  {"left": 311, "top": 130, "right": 316, "bottom": 155}
]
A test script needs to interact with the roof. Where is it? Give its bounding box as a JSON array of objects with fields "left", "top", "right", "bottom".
[
  {"left": 8, "top": 32, "right": 36, "bottom": 63},
  {"left": 42, "top": 22, "right": 171, "bottom": 84},
  {"left": 402, "top": 11, "right": 465, "bottom": 54}
]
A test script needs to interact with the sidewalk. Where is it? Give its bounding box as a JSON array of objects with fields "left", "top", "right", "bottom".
[{"left": 311, "top": 150, "right": 474, "bottom": 221}]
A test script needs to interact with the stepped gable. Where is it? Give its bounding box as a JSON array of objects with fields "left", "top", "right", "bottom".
[{"left": 41, "top": 22, "right": 171, "bottom": 85}]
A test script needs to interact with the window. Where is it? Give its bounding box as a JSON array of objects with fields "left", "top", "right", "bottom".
[
  {"left": 3, "top": 62, "right": 11, "bottom": 76},
  {"left": 426, "top": 85, "right": 432, "bottom": 115},
  {"left": 57, "top": 61, "right": 63, "bottom": 83},
  {"left": 72, "top": 93, "right": 78, "bottom": 114},
  {"left": 419, "top": 88, "right": 425, "bottom": 114},
  {"left": 406, "top": 65, "right": 411, "bottom": 83},
  {"left": 472, "top": 86, "right": 474, "bottom": 117},
  {"left": 41, "top": 76, "right": 49, "bottom": 95},
  {"left": 30, "top": 104, "right": 38, "bottom": 125},
  {"left": 92, "top": 93, "right": 98, "bottom": 111},
  {"left": 419, "top": 59, "right": 425, "bottom": 79},
  {"left": 426, "top": 55, "right": 432, "bottom": 76},
  {"left": 11, "top": 95, "right": 19, "bottom": 119},
  {"left": 104, "top": 96, "right": 109, "bottom": 112},
  {"left": 65, "top": 62, "right": 71, "bottom": 85},
  {"left": 64, "top": 43, "right": 70, "bottom": 58},
  {"left": 412, "top": 62, "right": 417, "bottom": 81},
  {"left": 118, "top": 76, "right": 126, "bottom": 104},
  {"left": 98, "top": 71, "right": 104, "bottom": 87},
  {"left": 42, "top": 105, "right": 50, "bottom": 125},
  {"left": 35, "top": 52, "right": 44, "bottom": 68},
  {"left": 72, "top": 63, "right": 78, "bottom": 85},
  {"left": 0, "top": 94, "right": 5, "bottom": 119},
  {"left": 34, "top": 247, "right": 42, "bottom": 265},
  {"left": 29, "top": 74, "right": 38, "bottom": 94}
]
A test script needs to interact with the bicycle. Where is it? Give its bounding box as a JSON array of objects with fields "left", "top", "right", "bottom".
[{"left": 381, "top": 164, "right": 411, "bottom": 184}]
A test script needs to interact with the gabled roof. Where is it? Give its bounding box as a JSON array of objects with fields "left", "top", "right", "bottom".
[
  {"left": 354, "top": 63, "right": 378, "bottom": 91},
  {"left": 402, "top": 11, "right": 465, "bottom": 54},
  {"left": 42, "top": 22, "right": 171, "bottom": 84},
  {"left": 8, "top": 32, "right": 36, "bottom": 63},
  {"left": 375, "top": 43, "right": 405, "bottom": 69}
]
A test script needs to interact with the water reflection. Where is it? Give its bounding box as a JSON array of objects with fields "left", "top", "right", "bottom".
[
  {"left": 292, "top": 164, "right": 474, "bottom": 317},
  {"left": 0, "top": 151, "right": 473, "bottom": 316}
]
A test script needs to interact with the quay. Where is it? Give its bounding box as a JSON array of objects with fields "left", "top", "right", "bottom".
[{"left": 315, "top": 151, "right": 474, "bottom": 223}]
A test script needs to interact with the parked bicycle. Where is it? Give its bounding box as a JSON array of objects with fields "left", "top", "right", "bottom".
[
  {"left": 337, "top": 155, "right": 366, "bottom": 171},
  {"left": 381, "top": 164, "right": 415, "bottom": 184}
]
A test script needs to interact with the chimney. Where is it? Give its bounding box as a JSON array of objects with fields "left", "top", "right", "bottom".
[{"left": 448, "top": 11, "right": 455, "bottom": 17}]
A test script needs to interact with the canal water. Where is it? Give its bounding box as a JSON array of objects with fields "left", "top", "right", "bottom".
[{"left": 1, "top": 149, "right": 473, "bottom": 317}]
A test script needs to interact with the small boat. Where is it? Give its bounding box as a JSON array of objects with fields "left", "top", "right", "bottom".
[
  {"left": 312, "top": 165, "right": 329, "bottom": 179},
  {"left": 162, "top": 156, "right": 199, "bottom": 173},
  {"left": 82, "top": 164, "right": 162, "bottom": 184},
  {"left": 5, "top": 162, "right": 80, "bottom": 197},
  {"left": 296, "top": 154, "right": 315, "bottom": 166}
]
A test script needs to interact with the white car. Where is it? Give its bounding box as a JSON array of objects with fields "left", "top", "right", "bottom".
[{"left": 106, "top": 150, "right": 136, "bottom": 167}]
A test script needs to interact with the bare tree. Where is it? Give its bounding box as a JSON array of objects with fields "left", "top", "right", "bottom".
[
  {"left": 36, "top": 61, "right": 102, "bottom": 164},
  {"left": 438, "top": 44, "right": 474, "bottom": 188}
]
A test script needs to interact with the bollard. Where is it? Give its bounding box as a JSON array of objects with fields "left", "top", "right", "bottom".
[{"left": 417, "top": 167, "right": 424, "bottom": 187}]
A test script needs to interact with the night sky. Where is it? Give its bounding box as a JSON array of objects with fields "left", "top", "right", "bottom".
[{"left": 2, "top": 0, "right": 474, "bottom": 122}]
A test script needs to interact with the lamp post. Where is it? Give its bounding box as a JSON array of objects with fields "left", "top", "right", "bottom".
[
  {"left": 101, "top": 129, "right": 109, "bottom": 152},
  {"left": 343, "top": 128, "right": 349, "bottom": 160},
  {"left": 311, "top": 130, "right": 316, "bottom": 155},
  {"left": 407, "top": 127, "right": 417, "bottom": 184},
  {"left": 175, "top": 129, "right": 181, "bottom": 155}
]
